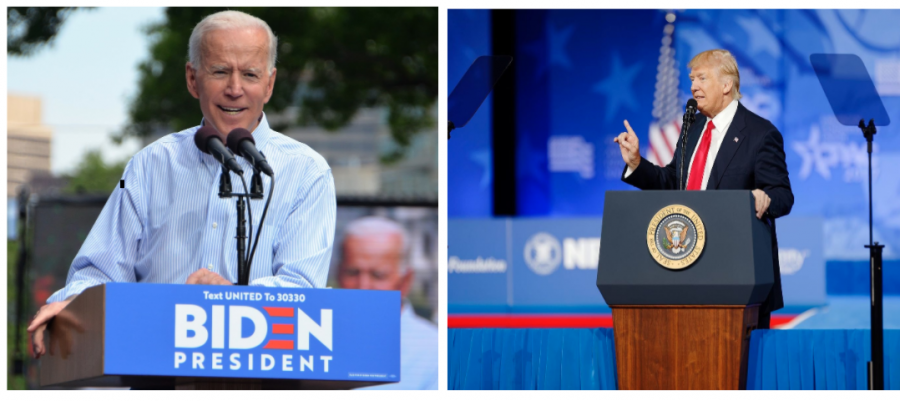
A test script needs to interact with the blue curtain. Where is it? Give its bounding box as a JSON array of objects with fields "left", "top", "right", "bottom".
[
  {"left": 448, "top": 328, "right": 618, "bottom": 389},
  {"left": 747, "top": 329, "right": 900, "bottom": 390},
  {"left": 449, "top": 328, "right": 900, "bottom": 390}
]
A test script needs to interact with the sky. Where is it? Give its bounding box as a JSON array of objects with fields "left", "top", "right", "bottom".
[{"left": 8, "top": 7, "right": 166, "bottom": 175}]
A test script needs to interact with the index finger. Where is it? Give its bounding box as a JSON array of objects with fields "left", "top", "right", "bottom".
[
  {"left": 27, "top": 310, "right": 54, "bottom": 333},
  {"left": 624, "top": 120, "right": 636, "bottom": 136},
  {"left": 33, "top": 327, "right": 45, "bottom": 358}
]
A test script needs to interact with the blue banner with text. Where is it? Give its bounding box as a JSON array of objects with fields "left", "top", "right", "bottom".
[{"left": 102, "top": 283, "right": 400, "bottom": 382}]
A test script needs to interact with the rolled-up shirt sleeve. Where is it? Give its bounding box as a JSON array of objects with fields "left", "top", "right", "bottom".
[
  {"left": 46, "top": 157, "right": 145, "bottom": 303},
  {"left": 252, "top": 167, "right": 336, "bottom": 288}
]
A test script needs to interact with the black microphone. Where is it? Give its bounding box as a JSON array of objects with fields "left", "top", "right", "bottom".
[
  {"left": 195, "top": 126, "right": 244, "bottom": 174},
  {"left": 679, "top": 99, "right": 698, "bottom": 190},
  {"left": 227, "top": 128, "right": 274, "bottom": 176},
  {"left": 684, "top": 98, "right": 698, "bottom": 124}
]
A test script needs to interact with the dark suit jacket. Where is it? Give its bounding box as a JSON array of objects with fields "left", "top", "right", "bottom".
[{"left": 622, "top": 102, "right": 793, "bottom": 312}]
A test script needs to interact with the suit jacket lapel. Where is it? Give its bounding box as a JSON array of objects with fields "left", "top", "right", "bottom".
[
  {"left": 708, "top": 103, "right": 748, "bottom": 189},
  {"left": 680, "top": 115, "right": 706, "bottom": 189}
]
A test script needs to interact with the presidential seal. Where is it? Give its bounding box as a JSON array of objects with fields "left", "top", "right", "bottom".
[{"left": 646, "top": 204, "right": 706, "bottom": 270}]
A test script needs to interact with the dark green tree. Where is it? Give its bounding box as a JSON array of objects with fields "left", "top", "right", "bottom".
[
  {"left": 62, "top": 150, "right": 128, "bottom": 195},
  {"left": 123, "top": 7, "right": 437, "bottom": 162},
  {"left": 7, "top": 7, "right": 86, "bottom": 56}
]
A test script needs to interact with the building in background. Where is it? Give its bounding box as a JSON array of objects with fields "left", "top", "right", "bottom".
[
  {"left": 274, "top": 106, "right": 437, "bottom": 199},
  {"left": 8, "top": 94, "right": 53, "bottom": 198}
]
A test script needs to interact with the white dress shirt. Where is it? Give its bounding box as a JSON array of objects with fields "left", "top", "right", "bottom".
[{"left": 686, "top": 98, "right": 739, "bottom": 190}]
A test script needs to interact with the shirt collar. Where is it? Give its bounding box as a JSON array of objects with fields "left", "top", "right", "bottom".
[
  {"left": 197, "top": 112, "right": 274, "bottom": 169},
  {"left": 711, "top": 98, "right": 739, "bottom": 133}
]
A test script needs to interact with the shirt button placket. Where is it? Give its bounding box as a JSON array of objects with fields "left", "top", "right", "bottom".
[{"left": 205, "top": 173, "right": 224, "bottom": 280}]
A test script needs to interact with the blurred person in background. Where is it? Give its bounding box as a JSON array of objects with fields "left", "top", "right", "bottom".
[
  {"left": 337, "top": 216, "right": 438, "bottom": 390},
  {"left": 27, "top": 10, "right": 336, "bottom": 359}
]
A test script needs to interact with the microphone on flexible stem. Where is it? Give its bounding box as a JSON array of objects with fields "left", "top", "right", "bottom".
[
  {"left": 680, "top": 98, "right": 698, "bottom": 190},
  {"left": 226, "top": 128, "right": 277, "bottom": 286},
  {"left": 227, "top": 128, "right": 274, "bottom": 177},
  {"left": 194, "top": 126, "right": 244, "bottom": 174}
]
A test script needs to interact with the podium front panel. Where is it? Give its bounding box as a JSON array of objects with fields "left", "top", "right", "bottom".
[
  {"left": 597, "top": 190, "right": 774, "bottom": 305},
  {"left": 102, "top": 283, "right": 400, "bottom": 383}
]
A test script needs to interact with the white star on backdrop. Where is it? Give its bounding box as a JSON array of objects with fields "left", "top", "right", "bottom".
[
  {"left": 469, "top": 150, "right": 492, "bottom": 189},
  {"left": 521, "top": 21, "right": 576, "bottom": 79}
]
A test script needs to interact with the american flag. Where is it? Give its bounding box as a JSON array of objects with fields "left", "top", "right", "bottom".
[{"left": 647, "top": 16, "right": 683, "bottom": 167}]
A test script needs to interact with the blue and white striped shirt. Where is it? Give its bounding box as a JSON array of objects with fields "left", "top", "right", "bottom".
[{"left": 48, "top": 114, "right": 336, "bottom": 303}]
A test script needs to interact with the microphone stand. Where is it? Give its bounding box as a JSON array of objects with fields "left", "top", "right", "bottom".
[
  {"left": 218, "top": 165, "right": 263, "bottom": 286},
  {"left": 860, "top": 119, "right": 885, "bottom": 391},
  {"left": 679, "top": 110, "right": 696, "bottom": 190}
]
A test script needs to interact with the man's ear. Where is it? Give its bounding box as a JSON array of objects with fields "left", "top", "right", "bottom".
[
  {"left": 398, "top": 269, "right": 414, "bottom": 299},
  {"left": 263, "top": 68, "right": 277, "bottom": 104},
  {"left": 722, "top": 77, "right": 734, "bottom": 98},
  {"left": 186, "top": 63, "right": 200, "bottom": 99}
]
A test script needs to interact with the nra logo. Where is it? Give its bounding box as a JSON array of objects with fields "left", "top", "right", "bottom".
[
  {"left": 524, "top": 233, "right": 601, "bottom": 275},
  {"left": 173, "top": 304, "right": 333, "bottom": 373}
]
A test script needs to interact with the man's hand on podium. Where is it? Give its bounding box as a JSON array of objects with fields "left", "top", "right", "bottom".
[
  {"left": 27, "top": 299, "right": 71, "bottom": 359},
  {"left": 186, "top": 268, "right": 234, "bottom": 285},
  {"left": 614, "top": 120, "right": 641, "bottom": 171},
  {"left": 752, "top": 189, "right": 771, "bottom": 219}
]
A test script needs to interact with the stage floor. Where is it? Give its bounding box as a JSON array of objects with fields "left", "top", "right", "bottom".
[{"left": 787, "top": 296, "right": 900, "bottom": 329}]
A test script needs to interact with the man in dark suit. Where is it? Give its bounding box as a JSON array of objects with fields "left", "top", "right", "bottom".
[{"left": 614, "top": 49, "right": 793, "bottom": 328}]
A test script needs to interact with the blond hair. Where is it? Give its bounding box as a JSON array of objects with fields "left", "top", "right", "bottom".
[{"left": 688, "top": 49, "right": 741, "bottom": 100}]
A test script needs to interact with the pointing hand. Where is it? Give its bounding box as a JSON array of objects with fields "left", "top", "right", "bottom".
[{"left": 613, "top": 120, "right": 641, "bottom": 170}]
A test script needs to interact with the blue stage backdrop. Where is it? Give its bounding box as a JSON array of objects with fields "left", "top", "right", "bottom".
[
  {"left": 515, "top": 9, "right": 663, "bottom": 216},
  {"left": 448, "top": 9, "right": 900, "bottom": 299},
  {"left": 448, "top": 9, "right": 493, "bottom": 217},
  {"left": 449, "top": 216, "right": 826, "bottom": 313}
]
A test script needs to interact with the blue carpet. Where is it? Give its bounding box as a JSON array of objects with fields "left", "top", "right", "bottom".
[{"left": 789, "top": 296, "right": 900, "bottom": 329}]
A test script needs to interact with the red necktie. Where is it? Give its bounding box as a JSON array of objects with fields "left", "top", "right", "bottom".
[{"left": 686, "top": 120, "right": 715, "bottom": 190}]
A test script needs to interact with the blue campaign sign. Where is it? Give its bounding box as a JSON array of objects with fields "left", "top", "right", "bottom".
[
  {"left": 102, "top": 283, "right": 400, "bottom": 382},
  {"left": 448, "top": 219, "right": 509, "bottom": 311},
  {"left": 510, "top": 218, "right": 607, "bottom": 310},
  {"left": 776, "top": 216, "right": 826, "bottom": 308}
]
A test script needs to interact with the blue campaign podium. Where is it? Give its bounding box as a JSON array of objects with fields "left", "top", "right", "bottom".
[{"left": 39, "top": 283, "right": 400, "bottom": 389}]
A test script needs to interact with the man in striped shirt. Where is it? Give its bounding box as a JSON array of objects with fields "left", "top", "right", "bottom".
[
  {"left": 28, "top": 11, "right": 336, "bottom": 359},
  {"left": 337, "top": 217, "right": 438, "bottom": 390}
]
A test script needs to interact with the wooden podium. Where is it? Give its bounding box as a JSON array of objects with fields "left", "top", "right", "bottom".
[
  {"left": 597, "top": 191, "right": 775, "bottom": 390},
  {"left": 611, "top": 305, "right": 758, "bottom": 390},
  {"left": 39, "top": 283, "right": 400, "bottom": 390}
]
